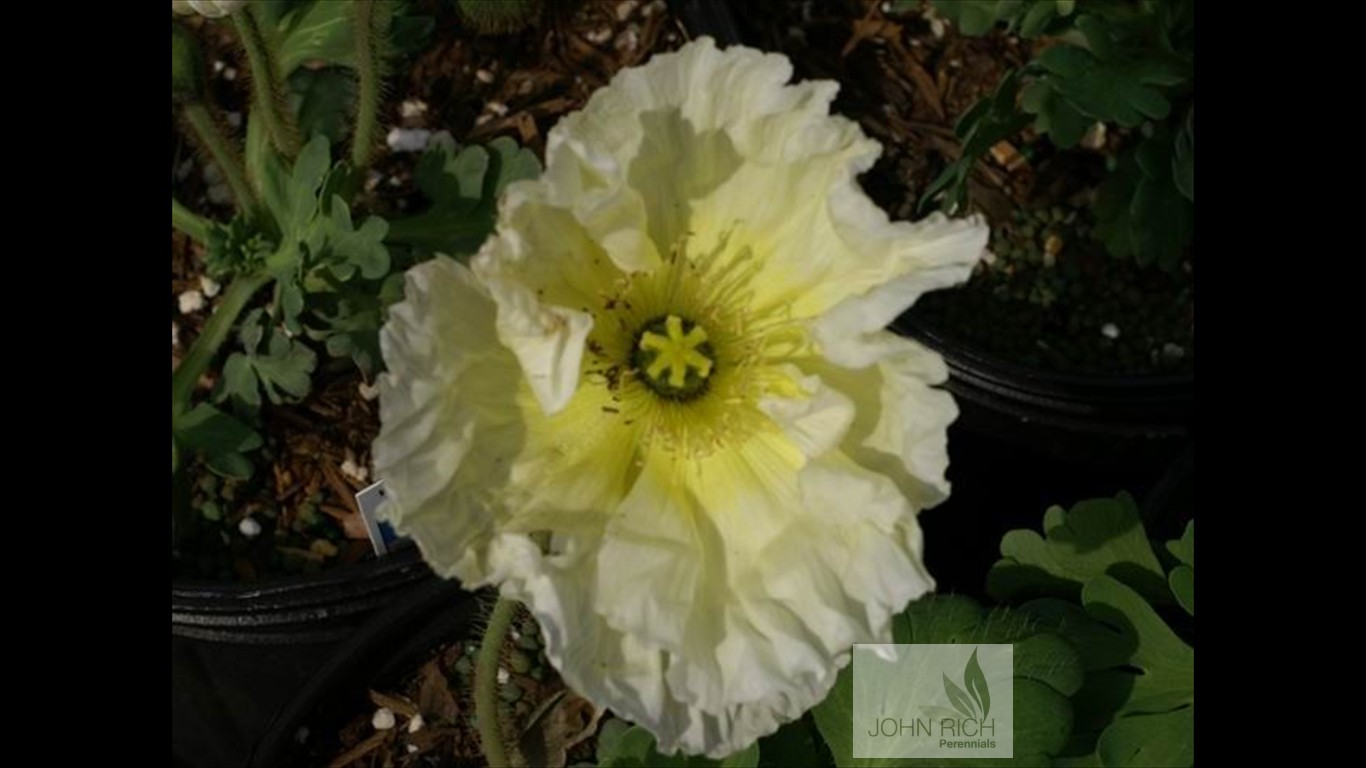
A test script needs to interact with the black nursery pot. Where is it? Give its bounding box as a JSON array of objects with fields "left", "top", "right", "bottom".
[
  {"left": 248, "top": 578, "right": 480, "bottom": 768},
  {"left": 895, "top": 316, "right": 1194, "bottom": 475},
  {"left": 172, "top": 547, "right": 433, "bottom": 768}
]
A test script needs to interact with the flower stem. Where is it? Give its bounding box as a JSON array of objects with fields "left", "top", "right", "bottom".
[
  {"left": 350, "top": 0, "right": 383, "bottom": 172},
  {"left": 475, "top": 597, "right": 522, "bottom": 768},
  {"left": 171, "top": 270, "right": 271, "bottom": 423},
  {"left": 183, "top": 102, "right": 256, "bottom": 214},
  {"left": 234, "top": 8, "right": 300, "bottom": 159},
  {"left": 172, "top": 197, "right": 211, "bottom": 244}
]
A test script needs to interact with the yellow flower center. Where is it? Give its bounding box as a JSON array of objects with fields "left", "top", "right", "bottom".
[{"left": 635, "top": 315, "right": 714, "bottom": 400}]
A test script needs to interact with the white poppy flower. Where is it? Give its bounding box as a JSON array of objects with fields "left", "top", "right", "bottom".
[
  {"left": 374, "top": 37, "right": 987, "bottom": 758},
  {"left": 171, "top": 0, "right": 246, "bottom": 19}
]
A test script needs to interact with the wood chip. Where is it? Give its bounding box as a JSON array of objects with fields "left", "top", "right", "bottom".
[
  {"left": 328, "top": 729, "right": 391, "bottom": 768},
  {"left": 368, "top": 690, "right": 420, "bottom": 719}
]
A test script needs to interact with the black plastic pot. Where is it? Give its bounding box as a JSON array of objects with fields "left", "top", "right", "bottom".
[
  {"left": 172, "top": 547, "right": 433, "bottom": 768},
  {"left": 248, "top": 578, "right": 481, "bottom": 768},
  {"left": 895, "top": 316, "right": 1194, "bottom": 475}
]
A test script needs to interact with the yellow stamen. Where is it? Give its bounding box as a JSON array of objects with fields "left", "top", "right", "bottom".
[{"left": 639, "top": 315, "right": 713, "bottom": 388}]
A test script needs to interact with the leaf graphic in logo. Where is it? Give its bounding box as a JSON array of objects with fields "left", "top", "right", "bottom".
[
  {"left": 943, "top": 674, "right": 977, "bottom": 720},
  {"left": 964, "top": 648, "right": 991, "bottom": 720}
]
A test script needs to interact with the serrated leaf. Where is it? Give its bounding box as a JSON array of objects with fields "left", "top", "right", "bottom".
[
  {"left": 1021, "top": 79, "right": 1090, "bottom": 148},
  {"left": 217, "top": 319, "right": 317, "bottom": 410},
  {"left": 1081, "top": 576, "right": 1193, "bottom": 716},
  {"left": 320, "top": 198, "right": 391, "bottom": 280},
  {"left": 987, "top": 493, "right": 1169, "bottom": 604},
  {"left": 1032, "top": 15, "right": 1189, "bottom": 128}
]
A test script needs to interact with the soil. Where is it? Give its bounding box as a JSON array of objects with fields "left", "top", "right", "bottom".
[
  {"left": 729, "top": 0, "right": 1195, "bottom": 375},
  {"left": 171, "top": 0, "right": 685, "bottom": 581},
  {"left": 298, "top": 604, "right": 602, "bottom": 768}
]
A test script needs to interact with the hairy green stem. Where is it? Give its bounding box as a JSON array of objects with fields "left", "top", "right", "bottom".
[
  {"left": 172, "top": 197, "right": 211, "bottom": 244},
  {"left": 171, "top": 270, "right": 271, "bottom": 423},
  {"left": 475, "top": 598, "right": 522, "bottom": 768},
  {"left": 351, "top": 0, "right": 382, "bottom": 171},
  {"left": 234, "top": 9, "right": 299, "bottom": 158},
  {"left": 183, "top": 103, "right": 256, "bottom": 213}
]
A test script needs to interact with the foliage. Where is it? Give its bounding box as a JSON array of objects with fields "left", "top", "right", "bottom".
[{"left": 924, "top": 0, "right": 1194, "bottom": 270}]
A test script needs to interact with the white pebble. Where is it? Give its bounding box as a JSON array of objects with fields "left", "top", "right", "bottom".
[
  {"left": 406, "top": 744, "right": 419, "bottom": 754},
  {"left": 616, "top": 0, "right": 638, "bottom": 20},
  {"left": 372, "top": 707, "right": 396, "bottom": 731},
  {"left": 222, "top": 67, "right": 237, "bottom": 81},
  {"left": 226, "top": 111, "right": 242, "bottom": 129},
  {"left": 617, "top": 26, "right": 640, "bottom": 52},
  {"left": 172, "top": 322, "right": 181, "bottom": 348},
  {"left": 386, "top": 127, "right": 432, "bottom": 153},
  {"left": 178, "top": 290, "right": 206, "bottom": 315},
  {"left": 475, "top": 68, "right": 495, "bottom": 84},
  {"left": 1101, "top": 323, "right": 1120, "bottom": 339},
  {"left": 475, "top": 114, "right": 493, "bottom": 127},
  {"left": 1162, "top": 342, "right": 1186, "bottom": 359},
  {"left": 586, "top": 27, "right": 612, "bottom": 45},
  {"left": 212, "top": 60, "right": 225, "bottom": 73},
  {"left": 341, "top": 458, "right": 370, "bottom": 484},
  {"left": 400, "top": 98, "right": 428, "bottom": 119},
  {"left": 358, "top": 380, "right": 381, "bottom": 401},
  {"left": 199, "top": 275, "right": 222, "bottom": 298},
  {"left": 365, "top": 170, "right": 383, "bottom": 192},
  {"left": 930, "top": 18, "right": 946, "bottom": 38},
  {"left": 980, "top": 249, "right": 998, "bottom": 267},
  {"left": 642, "top": 0, "right": 665, "bottom": 17},
  {"left": 407, "top": 714, "right": 425, "bottom": 734},
  {"left": 497, "top": 668, "right": 510, "bottom": 684},
  {"left": 238, "top": 517, "right": 262, "bottom": 538},
  {"left": 486, "top": 101, "right": 509, "bottom": 117}
]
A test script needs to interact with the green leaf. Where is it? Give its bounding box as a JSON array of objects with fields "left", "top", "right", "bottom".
[
  {"left": 987, "top": 493, "right": 1169, "bottom": 604},
  {"left": 1081, "top": 576, "right": 1193, "bottom": 716},
  {"left": 173, "top": 402, "right": 263, "bottom": 480},
  {"left": 277, "top": 0, "right": 356, "bottom": 75},
  {"left": 290, "top": 67, "right": 356, "bottom": 146},
  {"left": 319, "top": 198, "right": 391, "bottom": 280},
  {"left": 812, "top": 597, "right": 1084, "bottom": 767},
  {"left": 918, "top": 70, "right": 1028, "bottom": 214},
  {"left": 1165, "top": 521, "right": 1194, "bottom": 615},
  {"left": 1020, "top": 79, "right": 1090, "bottom": 148},
  {"left": 1172, "top": 107, "right": 1194, "bottom": 201},
  {"left": 1095, "top": 707, "right": 1193, "bottom": 767},
  {"left": 594, "top": 722, "right": 755, "bottom": 767},
  {"left": 391, "top": 135, "right": 542, "bottom": 255},
  {"left": 216, "top": 311, "right": 317, "bottom": 411},
  {"left": 1032, "top": 16, "right": 1189, "bottom": 128},
  {"left": 963, "top": 650, "right": 990, "bottom": 720}
]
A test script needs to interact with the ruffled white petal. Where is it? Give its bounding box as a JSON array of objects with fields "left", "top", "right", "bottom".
[{"left": 372, "top": 256, "right": 529, "bottom": 580}]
